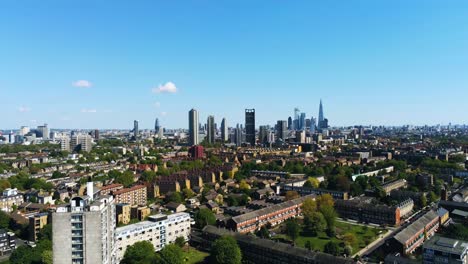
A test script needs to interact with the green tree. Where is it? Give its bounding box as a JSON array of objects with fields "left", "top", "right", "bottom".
[
  {"left": 319, "top": 205, "right": 337, "bottom": 236},
  {"left": 344, "top": 245, "right": 353, "bottom": 256},
  {"left": 343, "top": 232, "right": 357, "bottom": 246},
  {"left": 256, "top": 226, "right": 270, "bottom": 239},
  {"left": 165, "top": 192, "right": 184, "bottom": 204},
  {"left": 0, "top": 211, "right": 10, "bottom": 229},
  {"left": 285, "top": 191, "right": 300, "bottom": 201},
  {"left": 121, "top": 241, "right": 155, "bottom": 264},
  {"left": 324, "top": 241, "right": 340, "bottom": 256},
  {"left": 182, "top": 188, "right": 195, "bottom": 199},
  {"left": 211, "top": 236, "right": 242, "bottom": 264},
  {"left": 116, "top": 171, "right": 135, "bottom": 188},
  {"left": 303, "top": 177, "right": 320, "bottom": 188},
  {"left": 305, "top": 211, "right": 326, "bottom": 235},
  {"left": 285, "top": 219, "right": 300, "bottom": 243},
  {"left": 154, "top": 244, "right": 184, "bottom": 264},
  {"left": 195, "top": 208, "right": 216, "bottom": 229},
  {"left": 41, "top": 250, "right": 53, "bottom": 264},
  {"left": 305, "top": 240, "right": 312, "bottom": 251},
  {"left": 420, "top": 193, "right": 428, "bottom": 207},
  {"left": 428, "top": 191, "right": 438, "bottom": 203},
  {"left": 175, "top": 236, "right": 186, "bottom": 248},
  {"left": 301, "top": 198, "right": 317, "bottom": 216},
  {"left": 140, "top": 170, "right": 157, "bottom": 182}
]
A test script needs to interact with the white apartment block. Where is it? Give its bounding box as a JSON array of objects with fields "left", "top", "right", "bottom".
[{"left": 115, "top": 212, "right": 191, "bottom": 262}]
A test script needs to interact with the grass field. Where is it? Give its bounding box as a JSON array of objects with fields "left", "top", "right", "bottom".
[
  {"left": 273, "top": 221, "right": 384, "bottom": 254},
  {"left": 181, "top": 247, "right": 209, "bottom": 264}
]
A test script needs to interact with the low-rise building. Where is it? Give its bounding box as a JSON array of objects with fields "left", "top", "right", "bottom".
[
  {"left": 423, "top": 236, "right": 468, "bottom": 264},
  {"left": 116, "top": 203, "right": 131, "bottom": 225},
  {"left": 393, "top": 210, "right": 440, "bottom": 254},
  {"left": 227, "top": 195, "right": 314, "bottom": 234},
  {"left": 0, "top": 189, "right": 24, "bottom": 212},
  {"left": 0, "top": 229, "right": 16, "bottom": 255},
  {"left": 100, "top": 183, "right": 124, "bottom": 196},
  {"left": 114, "top": 185, "right": 147, "bottom": 206},
  {"left": 335, "top": 197, "right": 401, "bottom": 226},
  {"left": 115, "top": 213, "right": 190, "bottom": 262},
  {"left": 28, "top": 213, "right": 48, "bottom": 242},
  {"left": 382, "top": 179, "right": 407, "bottom": 195}
]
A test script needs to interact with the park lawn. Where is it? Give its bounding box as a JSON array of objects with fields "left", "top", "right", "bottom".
[
  {"left": 273, "top": 221, "right": 384, "bottom": 254},
  {"left": 181, "top": 247, "right": 209, "bottom": 264}
]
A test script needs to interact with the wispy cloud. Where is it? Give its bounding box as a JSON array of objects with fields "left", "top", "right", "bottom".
[
  {"left": 18, "top": 106, "right": 31, "bottom": 113},
  {"left": 161, "top": 111, "right": 167, "bottom": 116},
  {"left": 81, "top": 108, "right": 97, "bottom": 113},
  {"left": 154, "top": 102, "right": 161, "bottom": 108},
  {"left": 152, "top": 82, "right": 177, "bottom": 94},
  {"left": 72, "top": 80, "right": 92, "bottom": 88}
]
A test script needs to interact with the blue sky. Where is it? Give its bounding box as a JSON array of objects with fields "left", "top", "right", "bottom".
[{"left": 1, "top": 1, "right": 468, "bottom": 129}]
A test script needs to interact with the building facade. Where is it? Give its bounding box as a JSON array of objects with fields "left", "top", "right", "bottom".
[
  {"left": 113, "top": 185, "right": 147, "bottom": 206},
  {"left": 245, "top": 109, "right": 255, "bottom": 146},
  {"left": 188, "top": 109, "right": 199, "bottom": 146},
  {"left": 52, "top": 190, "right": 116, "bottom": 264},
  {"left": 423, "top": 236, "right": 468, "bottom": 264},
  {"left": 115, "top": 213, "right": 190, "bottom": 262}
]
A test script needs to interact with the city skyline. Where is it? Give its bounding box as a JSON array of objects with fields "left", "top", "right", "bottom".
[{"left": 2, "top": 1, "right": 468, "bottom": 129}]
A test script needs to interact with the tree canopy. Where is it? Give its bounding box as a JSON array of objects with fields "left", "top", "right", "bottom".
[{"left": 211, "top": 236, "right": 242, "bottom": 264}]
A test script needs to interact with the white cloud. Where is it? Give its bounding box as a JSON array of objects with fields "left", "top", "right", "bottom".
[
  {"left": 161, "top": 112, "right": 167, "bottom": 116},
  {"left": 18, "top": 106, "right": 31, "bottom": 113},
  {"left": 152, "top": 82, "right": 177, "bottom": 94},
  {"left": 81, "top": 108, "right": 97, "bottom": 113},
  {"left": 154, "top": 102, "right": 161, "bottom": 108},
  {"left": 72, "top": 80, "right": 92, "bottom": 88}
]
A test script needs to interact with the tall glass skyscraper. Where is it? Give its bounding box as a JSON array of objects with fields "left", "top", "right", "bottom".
[
  {"left": 221, "top": 118, "right": 228, "bottom": 142},
  {"left": 318, "top": 100, "right": 324, "bottom": 129},
  {"left": 245, "top": 109, "right": 255, "bottom": 146},
  {"left": 207, "top": 115, "right": 215, "bottom": 144},
  {"left": 188, "top": 109, "right": 199, "bottom": 145}
]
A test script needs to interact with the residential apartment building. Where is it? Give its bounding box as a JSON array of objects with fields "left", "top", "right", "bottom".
[
  {"left": 113, "top": 185, "right": 147, "bottom": 206},
  {"left": 393, "top": 210, "right": 440, "bottom": 255},
  {"left": 0, "top": 229, "right": 16, "bottom": 256},
  {"left": 100, "top": 183, "right": 124, "bottom": 196},
  {"left": 281, "top": 184, "right": 349, "bottom": 200},
  {"left": 0, "top": 188, "right": 24, "bottom": 212},
  {"left": 52, "top": 182, "right": 116, "bottom": 264},
  {"left": 423, "top": 236, "right": 468, "bottom": 264},
  {"left": 28, "top": 212, "right": 48, "bottom": 242},
  {"left": 382, "top": 179, "right": 407, "bottom": 195},
  {"left": 334, "top": 197, "right": 401, "bottom": 226},
  {"left": 227, "top": 195, "right": 314, "bottom": 234},
  {"left": 115, "top": 212, "right": 191, "bottom": 262},
  {"left": 116, "top": 203, "right": 131, "bottom": 225}
]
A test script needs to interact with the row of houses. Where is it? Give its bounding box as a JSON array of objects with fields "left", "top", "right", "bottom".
[
  {"left": 226, "top": 195, "right": 315, "bottom": 233},
  {"left": 334, "top": 197, "right": 414, "bottom": 226}
]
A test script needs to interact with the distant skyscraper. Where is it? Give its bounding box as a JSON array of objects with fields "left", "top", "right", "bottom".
[
  {"left": 188, "top": 109, "right": 199, "bottom": 146},
  {"left": 37, "top": 124, "right": 49, "bottom": 139},
  {"left": 19, "top": 126, "right": 30, "bottom": 136},
  {"left": 133, "top": 120, "right": 139, "bottom": 140},
  {"left": 287, "top": 117, "right": 292, "bottom": 130},
  {"left": 276, "top": 120, "right": 288, "bottom": 141},
  {"left": 221, "top": 118, "right": 228, "bottom": 142},
  {"left": 206, "top": 115, "right": 215, "bottom": 144},
  {"left": 259, "top": 126, "right": 268, "bottom": 146},
  {"left": 293, "top": 108, "right": 300, "bottom": 130},
  {"left": 154, "top": 118, "right": 160, "bottom": 133},
  {"left": 318, "top": 100, "right": 324, "bottom": 130},
  {"left": 245, "top": 109, "right": 255, "bottom": 146},
  {"left": 310, "top": 117, "right": 317, "bottom": 133},
  {"left": 299, "top": 112, "right": 306, "bottom": 130},
  {"left": 235, "top": 124, "right": 242, "bottom": 147}
]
